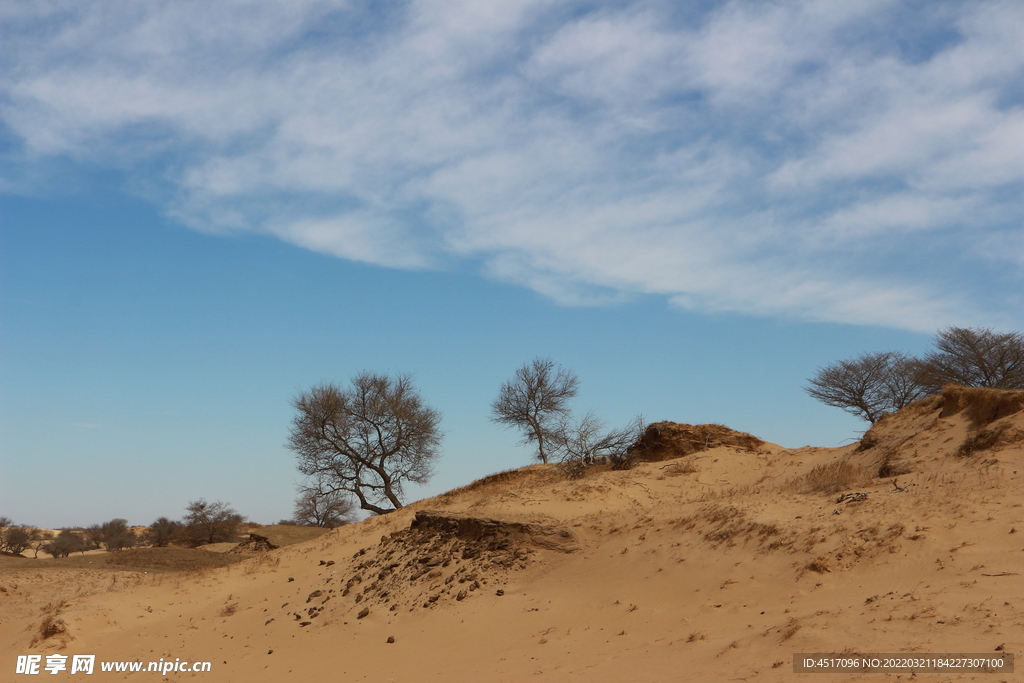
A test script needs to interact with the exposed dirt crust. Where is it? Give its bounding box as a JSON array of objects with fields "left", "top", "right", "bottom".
[
  {"left": 284, "top": 512, "right": 578, "bottom": 625},
  {"left": 629, "top": 421, "right": 764, "bottom": 462},
  {"left": 229, "top": 533, "right": 279, "bottom": 554},
  {"left": 409, "top": 510, "right": 579, "bottom": 554}
]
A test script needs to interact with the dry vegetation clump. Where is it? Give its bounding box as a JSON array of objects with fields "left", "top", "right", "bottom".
[
  {"left": 626, "top": 422, "right": 764, "bottom": 465},
  {"left": 956, "top": 423, "right": 1024, "bottom": 458},
  {"left": 697, "top": 506, "right": 788, "bottom": 549},
  {"left": 441, "top": 466, "right": 555, "bottom": 500},
  {"left": 876, "top": 449, "right": 912, "bottom": 478},
  {"left": 102, "top": 547, "right": 248, "bottom": 573},
  {"left": 804, "top": 557, "right": 831, "bottom": 574},
  {"left": 228, "top": 533, "right": 279, "bottom": 554},
  {"left": 795, "top": 460, "right": 871, "bottom": 495},
  {"left": 660, "top": 459, "right": 699, "bottom": 476},
  {"left": 940, "top": 385, "right": 1024, "bottom": 427},
  {"left": 780, "top": 617, "right": 802, "bottom": 641},
  {"left": 31, "top": 600, "right": 71, "bottom": 647},
  {"left": 902, "top": 394, "right": 945, "bottom": 416}
]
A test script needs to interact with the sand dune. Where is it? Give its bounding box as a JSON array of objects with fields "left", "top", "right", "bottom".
[{"left": 2, "top": 386, "right": 1021, "bottom": 681}]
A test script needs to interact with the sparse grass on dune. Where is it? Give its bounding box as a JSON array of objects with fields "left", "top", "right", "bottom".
[
  {"left": 0, "top": 547, "right": 251, "bottom": 574},
  {"left": 439, "top": 465, "right": 559, "bottom": 502},
  {"left": 792, "top": 459, "right": 871, "bottom": 495},
  {"left": 941, "top": 384, "right": 1024, "bottom": 427},
  {"left": 245, "top": 524, "right": 333, "bottom": 547}
]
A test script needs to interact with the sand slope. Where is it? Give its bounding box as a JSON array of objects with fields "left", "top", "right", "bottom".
[{"left": 2, "top": 387, "right": 1021, "bottom": 682}]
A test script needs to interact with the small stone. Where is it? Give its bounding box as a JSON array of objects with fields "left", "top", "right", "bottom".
[
  {"left": 287, "top": 577, "right": 294, "bottom": 582},
  {"left": 299, "top": 622, "right": 311, "bottom": 627},
  {"left": 386, "top": 636, "right": 395, "bottom": 644},
  {"left": 357, "top": 607, "right": 370, "bottom": 619},
  {"left": 496, "top": 589, "right": 505, "bottom": 596}
]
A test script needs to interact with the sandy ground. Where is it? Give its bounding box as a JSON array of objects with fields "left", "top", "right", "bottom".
[{"left": 2, "top": 388, "right": 1021, "bottom": 682}]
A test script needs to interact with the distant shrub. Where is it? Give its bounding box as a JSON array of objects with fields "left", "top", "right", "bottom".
[
  {"left": 0, "top": 523, "right": 41, "bottom": 555},
  {"left": 147, "top": 517, "right": 182, "bottom": 547},
  {"left": 182, "top": 500, "right": 243, "bottom": 546},
  {"left": 44, "top": 530, "right": 86, "bottom": 558}
]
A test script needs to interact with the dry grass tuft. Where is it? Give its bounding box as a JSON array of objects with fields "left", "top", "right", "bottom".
[
  {"left": 780, "top": 618, "right": 802, "bottom": 641},
  {"left": 804, "top": 557, "right": 831, "bottom": 574},
  {"left": 940, "top": 385, "right": 1024, "bottom": 428},
  {"left": 661, "top": 459, "right": 699, "bottom": 476},
  {"left": 442, "top": 466, "right": 556, "bottom": 500},
  {"left": 796, "top": 460, "right": 870, "bottom": 495},
  {"left": 956, "top": 423, "right": 1024, "bottom": 457},
  {"left": 877, "top": 450, "right": 912, "bottom": 478},
  {"left": 31, "top": 601, "right": 72, "bottom": 646},
  {"left": 627, "top": 422, "right": 764, "bottom": 465}
]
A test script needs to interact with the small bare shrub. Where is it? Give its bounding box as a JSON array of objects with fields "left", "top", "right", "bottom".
[
  {"left": 662, "top": 460, "right": 699, "bottom": 476},
  {"left": 805, "top": 557, "right": 830, "bottom": 574}
]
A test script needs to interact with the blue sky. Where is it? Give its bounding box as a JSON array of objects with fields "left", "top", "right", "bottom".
[{"left": 1, "top": 0, "right": 1020, "bottom": 528}]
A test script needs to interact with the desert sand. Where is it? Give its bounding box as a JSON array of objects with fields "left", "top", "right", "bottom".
[{"left": 2, "top": 386, "right": 1021, "bottom": 682}]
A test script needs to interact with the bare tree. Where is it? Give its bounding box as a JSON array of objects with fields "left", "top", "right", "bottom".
[
  {"left": 916, "top": 327, "right": 1024, "bottom": 393},
  {"left": 491, "top": 358, "right": 579, "bottom": 463},
  {"left": 288, "top": 373, "right": 442, "bottom": 515},
  {"left": 29, "top": 531, "right": 54, "bottom": 558},
  {"left": 293, "top": 486, "right": 355, "bottom": 528},
  {"left": 182, "top": 500, "right": 243, "bottom": 545},
  {"left": 553, "top": 413, "right": 646, "bottom": 479},
  {"left": 805, "top": 351, "right": 927, "bottom": 423}
]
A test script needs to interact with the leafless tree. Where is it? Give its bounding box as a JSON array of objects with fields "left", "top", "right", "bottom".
[
  {"left": 805, "top": 351, "right": 927, "bottom": 423},
  {"left": 288, "top": 373, "right": 442, "bottom": 515},
  {"left": 182, "top": 500, "right": 243, "bottom": 545},
  {"left": 553, "top": 413, "right": 646, "bottom": 479},
  {"left": 29, "top": 531, "right": 54, "bottom": 558},
  {"left": 916, "top": 327, "right": 1024, "bottom": 393},
  {"left": 491, "top": 358, "right": 579, "bottom": 464},
  {"left": 293, "top": 486, "right": 356, "bottom": 528}
]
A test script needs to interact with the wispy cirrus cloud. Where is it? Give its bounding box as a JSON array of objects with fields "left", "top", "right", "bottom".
[{"left": 2, "top": 0, "right": 1020, "bottom": 330}]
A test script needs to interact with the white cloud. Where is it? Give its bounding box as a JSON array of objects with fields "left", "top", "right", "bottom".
[{"left": 2, "top": 0, "right": 1020, "bottom": 331}]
